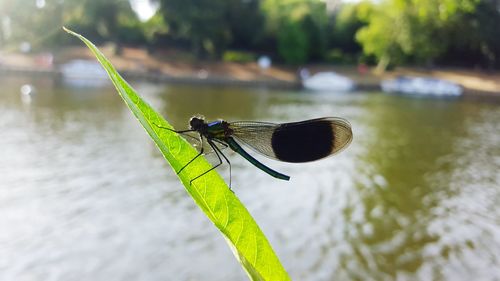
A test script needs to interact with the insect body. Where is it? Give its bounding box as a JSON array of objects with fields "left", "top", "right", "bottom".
[{"left": 161, "top": 116, "right": 353, "bottom": 185}]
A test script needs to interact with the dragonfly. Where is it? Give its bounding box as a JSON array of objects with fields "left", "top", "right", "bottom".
[{"left": 156, "top": 116, "right": 353, "bottom": 185}]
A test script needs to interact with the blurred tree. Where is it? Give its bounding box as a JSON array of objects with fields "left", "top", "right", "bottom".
[
  {"left": 356, "top": 0, "right": 481, "bottom": 71},
  {"left": 226, "top": 0, "right": 265, "bottom": 51},
  {"left": 155, "top": 0, "right": 265, "bottom": 58},
  {"left": 441, "top": 0, "right": 500, "bottom": 68},
  {"left": 277, "top": 20, "right": 308, "bottom": 64},
  {"left": 0, "top": 0, "right": 68, "bottom": 49},
  {"left": 67, "top": 0, "right": 139, "bottom": 52},
  {"left": 0, "top": 0, "right": 141, "bottom": 52},
  {"left": 141, "top": 12, "right": 169, "bottom": 46},
  {"left": 327, "top": 2, "right": 371, "bottom": 62},
  {"left": 156, "top": 0, "right": 230, "bottom": 58},
  {"left": 1, "top": 0, "right": 498, "bottom": 68},
  {"left": 262, "top": 0, "right": 328, "bottom": 64}
]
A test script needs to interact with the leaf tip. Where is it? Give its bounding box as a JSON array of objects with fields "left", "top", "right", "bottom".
[{"left": 62, "top": 26, "right": 78, "bottom": 37}]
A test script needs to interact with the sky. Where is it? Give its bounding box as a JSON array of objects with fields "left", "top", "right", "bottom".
[{"left": 129, "top": 0, "right": 159, "bottom": 22}]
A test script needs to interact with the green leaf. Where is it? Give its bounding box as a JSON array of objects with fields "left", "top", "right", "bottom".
[{"left": 63, "top": 27, "right": 290, "bottom": 281}]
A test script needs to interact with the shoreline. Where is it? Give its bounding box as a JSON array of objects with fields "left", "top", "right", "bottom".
[
  {"left": 1, "top": 47, "right": 500, "bottom": 101},
  {"left": 0, "top": 64, "right": 301, "bottom": 90},
  {"left": 2, "top": 64, "right": 499, "bottom": 102}
]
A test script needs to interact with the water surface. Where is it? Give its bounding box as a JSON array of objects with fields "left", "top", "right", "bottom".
[{"left": 1, "top": 76, "right": 499, "bottom": 280}]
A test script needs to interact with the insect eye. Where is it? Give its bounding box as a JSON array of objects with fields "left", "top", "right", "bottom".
[{"left": 189, "top": 117, "right": 205, "bottom": 129}]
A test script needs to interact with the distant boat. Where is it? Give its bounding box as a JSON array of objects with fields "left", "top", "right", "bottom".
[
  {"left": 302, "top": 71, "right": 355, "bottom": 92},
  {"left": 59, "top": 59, "right": 109, "bottom": 87},
  {"left": 381, "top": 76, "right": 462, "bottom": 97}
]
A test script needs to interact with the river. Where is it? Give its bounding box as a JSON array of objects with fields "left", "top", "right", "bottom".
[{"left": 1, "top": 75, "right": 499, "bottom": 280}]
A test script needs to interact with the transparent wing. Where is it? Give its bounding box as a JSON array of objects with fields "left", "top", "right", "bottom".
[{"left": 229, "top": 121, "right": 281, "bottom": 159}]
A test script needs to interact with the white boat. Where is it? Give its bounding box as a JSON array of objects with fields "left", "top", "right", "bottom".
[
  {"left": 302, "top": 71, "right": 355, "bottom": 92},
  {"left": 59, "top": 59, "right": 109, "bottom": 87},
  {"left": 381, "top": 76, "right": 462, "bottom": 97}
]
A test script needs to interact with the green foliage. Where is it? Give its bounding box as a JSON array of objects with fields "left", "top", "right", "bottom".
[
  {"left": 140, "top": 13, "right": 169, "bottom": 47},
  {"left": 441, "top": 0, "right": 500, "bottom": 68},
  {"left": 66, "top": 0, "right": 138, "bottom": 54},
  {"left": 115, "top": 14, "right": 147, "bottom": 45},
  {"left": 355, "top": 1, "right": 405, "bottom": 70},
  {"left": 0, "top": 0, "right": 67, "bottom": 49},
  {"left": 64, "top": 28, "right": 290, "bottom": 281},
  {"left": 262, "top": 0, "right": 328, "bottom": 63},
  {"left": 2, "top": 0, "right": 500, "bottom": 68},
  {"left": 325, "top": 48, "right": 356, "bottom": 64},
  {"left": 156, "top": 0, "right": 265, "bottom": 58},
  {"left": 226, "top": 0, "right": 266, "bottom": 50},
  {"left": 157, "top": 0, "right": 229, "bottom": 58},
  {"left": 355, "top": 0, "right": 482, "bottom": 70},
  {"left": 277, "top": 20, "right": 309, "bottom": 64},
  {"left": 0, "top": 0, "right": 140, "bottom": 49},
  {"left": 301, "top": 14, "right": 327, "bottom": 61},
  {"left": 223, "top": 50, "right": 257, "bottom": 63},
  {"left": 330, "top": 2, "right": 369, "bottom": 56}
]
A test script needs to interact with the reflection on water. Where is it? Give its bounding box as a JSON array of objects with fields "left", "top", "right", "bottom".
[{"left": 1, "top": 76, "right": 499, "bottom": 280}]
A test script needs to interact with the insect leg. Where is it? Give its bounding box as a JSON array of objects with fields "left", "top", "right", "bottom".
[
  {"left": 212, "top": 138, "right": 229, "bottom": 149},
  {"left": 152, "top": 123, "right": 199, "bottom": 141},
  {"left": 153, "top": 123, "right": 207, "bottom": 174},
  {"left": 189, "top": 139, "right": 225, "bottom": 185},
  {"left": 212, "top": 140, "right": 232, "bottom": 188},
  {"left": 206, "top": 139, "right": 233, "bottom": 188},
  {"left": 177, "top": 134, "right": 204, "bottom": 175}
]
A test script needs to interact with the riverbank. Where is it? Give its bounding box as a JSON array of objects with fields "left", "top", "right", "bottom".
[{"left": 1, "top": 46, "right": 500, "bottom": 99}]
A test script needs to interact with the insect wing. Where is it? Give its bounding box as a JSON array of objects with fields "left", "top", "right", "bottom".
[
  {"left": 327, "top": 118, "right": 353, "bottom": 154},
  {"left": 230, "top": 118, "right": 352, "bottom": 163},
  {"left": 229, "top": 121, "right": 281, "bottom": 159}
]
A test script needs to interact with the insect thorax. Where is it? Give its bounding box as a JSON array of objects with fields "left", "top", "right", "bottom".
[{"left": 206, "top": 120, "right": 232, "bottom": 139}]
